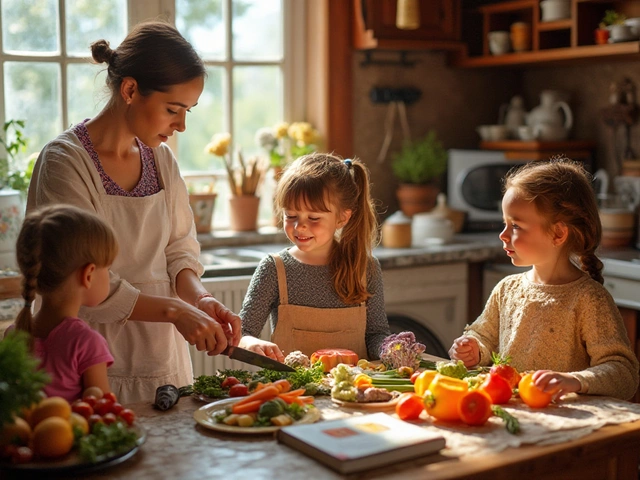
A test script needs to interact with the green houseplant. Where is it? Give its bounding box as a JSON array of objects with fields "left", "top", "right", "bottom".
[
  {"left": 392, "top": 130, "right": 448, "bottom": 216},
  {"left": 0, "top": 119, "right": 32, "bottom": 193}
]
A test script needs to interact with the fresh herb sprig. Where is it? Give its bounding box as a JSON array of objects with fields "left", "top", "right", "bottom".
[
  {"left": 78, "top": 421, "right": 139, "bottom": 462},
  {"left": 492, "top": 405, "right": 520, "bottom": 434},
  {"left": 192, "top": 375, "right": 225, "bottom": 398},
  {"left": 0, "top": 331, "right": 50, "bottom": 427}
]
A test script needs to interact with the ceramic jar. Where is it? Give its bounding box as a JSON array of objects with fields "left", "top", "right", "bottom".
[
  {"left": 499, "top": 95, "right": 527, "bottom": 138},
  {"left": 488, "top": 31, "right": 510, "bottom": 55},
  {"left": 381, "top": 211, "right": 412, "bottom": 248},
  {"left": 510, "top": 22, "right": 531, "bottom": 52}
]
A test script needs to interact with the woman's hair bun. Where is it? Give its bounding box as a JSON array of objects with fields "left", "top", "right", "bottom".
[{"left": 90, "top": 39, "right": 114, "bottom": 64}]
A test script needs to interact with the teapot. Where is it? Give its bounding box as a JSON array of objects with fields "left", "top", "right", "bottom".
[
  {"left": 526, "top": 90, "right": 573, "bottom": 141},
  {"left": 498, "top": 95, "right": 527, "bottom": 138}
]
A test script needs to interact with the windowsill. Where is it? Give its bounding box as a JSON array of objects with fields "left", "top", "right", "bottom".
[{"left": 197, "top": 226, "right": 289, "bottom": 249}]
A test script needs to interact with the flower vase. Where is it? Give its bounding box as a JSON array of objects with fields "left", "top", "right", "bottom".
[
  {"left": 229, "top": 195, "right": 260, "bottom": 232},
  {"left": 189, "top": 193, "right": 217, "bottom": 233},
  {"left": 0, "top": 189, "right": 24, "bottom": 270}
]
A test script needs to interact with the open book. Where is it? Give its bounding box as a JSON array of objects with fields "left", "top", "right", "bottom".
[{"left": 277, "top": 412, "right": 446, "bottom": 475}]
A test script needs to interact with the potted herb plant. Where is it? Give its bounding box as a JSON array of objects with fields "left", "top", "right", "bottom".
[
  {"left": 392, "top": 130, "right": 448, "bottom": 216},
  {"left": 596, "top": 10, "right": 628, "bottom": 44},
  {"left": 0, "top": 119, "right": 33, "bottom": 270}
]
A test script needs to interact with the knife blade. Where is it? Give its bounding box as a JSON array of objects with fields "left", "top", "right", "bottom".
[{"left": 223, "top": 346, "right": 295, "bottom": 372}]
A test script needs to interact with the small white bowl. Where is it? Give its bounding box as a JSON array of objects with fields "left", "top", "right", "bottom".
[
  {"left": 625, "top": 18, "right": 640, "bottom": 38},
  {"left": 540, "top": 0, "right": 570, "bottom": 22}
]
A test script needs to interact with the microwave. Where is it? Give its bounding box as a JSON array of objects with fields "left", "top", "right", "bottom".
[{"left": 447, "top": 149, "right": 526, "bottom": 231}]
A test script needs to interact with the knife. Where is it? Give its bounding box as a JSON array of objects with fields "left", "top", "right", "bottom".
[{"left": 222, "top": 346, "right": 295, "bottom": 372}]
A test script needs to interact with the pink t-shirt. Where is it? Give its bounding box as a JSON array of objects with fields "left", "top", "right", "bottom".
[{"left": 33, "top": 317, "right": 114, "bottom": 402}]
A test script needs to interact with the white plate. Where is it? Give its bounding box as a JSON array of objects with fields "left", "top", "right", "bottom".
[{"left": 193, "top": 397, "right": 321, "bottom": 434}]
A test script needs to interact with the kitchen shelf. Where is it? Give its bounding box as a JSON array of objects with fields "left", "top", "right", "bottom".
[
  {"left": 451, "top": 0, "right": 640, "bottom": 68},
  {"left": 480, "top": 139, "right": 597, "bottom": 161}
]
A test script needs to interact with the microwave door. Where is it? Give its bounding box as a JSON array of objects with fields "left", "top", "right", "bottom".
[{"left": 460, "top": 164, "right": 515, "bottom": 215}]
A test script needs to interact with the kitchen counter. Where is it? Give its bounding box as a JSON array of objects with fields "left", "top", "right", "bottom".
[{"left": 21, "top": 393, "right": 640, "bottom": 480}]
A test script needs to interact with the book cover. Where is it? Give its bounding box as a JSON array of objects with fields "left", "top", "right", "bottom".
[{"left": 277, "top": 412, "right": 446, "bottom": 475}]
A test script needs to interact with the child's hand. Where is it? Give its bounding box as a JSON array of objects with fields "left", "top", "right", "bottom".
[
  {"left": 448, "top": 336, "right": 480, "bottom": 368},
  {"left": 532, "top": 370, "right": 581, "bottom": 400},
  {"left": 238, "top": 336, "right": 285, "bottom": 362}
]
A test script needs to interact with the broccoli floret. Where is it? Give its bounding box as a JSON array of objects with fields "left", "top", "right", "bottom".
[
  {"left": 258, "top": 398, "right": 286, "bottom": 419},
  {"left": 436, "top": 360, "right": 468, "bottom": 379},
  {"left": 331, "top": 384, "right": 357, "bottom": 402},
  {"left": 330, "top": 364, "right": 355, "bottom": 383}
]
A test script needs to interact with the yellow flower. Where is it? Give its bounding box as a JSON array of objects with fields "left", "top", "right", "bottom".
[
  {"left": 288, "top": 122, "right": 317, "bottom": 146},
  {"left": 273, "top": 122, "right": 290, "bottom": 139},
  {"left": 205, "top": 132, "right": 231, "bottom": 156}
]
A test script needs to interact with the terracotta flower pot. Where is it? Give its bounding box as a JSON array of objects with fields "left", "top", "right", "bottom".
[
  {"left": 396, "top": 183, "right": 439, "bottom": 217},
  {"left": 594, "top": 28, "right": 610, "bottom": 45},
  {"left": 229, "top": 195, "right": 260, "bottom": 232}
]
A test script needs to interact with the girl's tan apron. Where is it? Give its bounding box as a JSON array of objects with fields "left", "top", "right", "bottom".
[{"left": 269, "top": 254, "right": 368, "bottom": 359}]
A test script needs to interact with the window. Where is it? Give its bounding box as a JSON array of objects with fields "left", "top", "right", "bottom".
[{"left": 0, "top": 0, "right": 303, "bottom": 228}]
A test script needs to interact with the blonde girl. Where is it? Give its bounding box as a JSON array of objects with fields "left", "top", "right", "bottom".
[
  {"left": 239, "top": 153, "right": 391, "bottom": 360},
  {"left": 450, "top": 159, "right": 638, "bottom": 400},
  {"left": 13, "top": 205, "right": 118, "bottom": 401}
]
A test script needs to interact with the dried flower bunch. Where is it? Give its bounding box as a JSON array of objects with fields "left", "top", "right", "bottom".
[
  {"left": 205, "top": 132, "right": 268, "bottom": 196},
  {"left": 255, "top": 121, "right": 319, "bottom": 168}
]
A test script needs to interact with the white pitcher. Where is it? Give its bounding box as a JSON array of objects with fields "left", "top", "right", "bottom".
[
  {"left": 498, "top": 95, "right": 527, "bottom": 138},
  {"left": 526, "top": 90, "right": 573, "bottom": 141}
]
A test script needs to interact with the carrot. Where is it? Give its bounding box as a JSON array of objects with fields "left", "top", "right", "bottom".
[
  {"left": 298, "top": 396, "right": 315, "bottom": 404},
  {"left": 233, "top": 385, "right": 279, "bottom": 407},
  {"left": 277, "top": 394, "right": 300, "bottom": 405},
  {"left": 280, "top": 388, "right": 305, "bottom": 397},
  {"left": 231, "top": 399, "right": 263, "bottom": 414},
  {"left": 273, "top": 379, "right": 291, "bottom": 393}
]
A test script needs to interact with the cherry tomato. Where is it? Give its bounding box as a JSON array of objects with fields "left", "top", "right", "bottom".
[
  {"left": 228, "top": 384, "right": 249, "bottom": 397},
  {"left": 479, "top": 373, "right": 513, "bottom": 405},
  {"left": 110, "top": 402, "right": 124, "bottom": 416},
  {"left": 409, "top": 370, "right": 421, "bottom": 384},
  {"left": 221, "top": 376, "right": 241, "bottom": 389},
  {"left": 10, "top": 446, "right": 33, "bottom": 464},
  {"left": 102, "top": 392, "right": 118, "bottom": 403},
  {"left": 71, "top": 401, "right": 94, "bottom": 419},
  {"left": 490, "top": 363, "right": 521, "bottom": 389},
  {"left": 118, "top": 409, "right": 136, "bottom": 426},
  {"left": 94, "top": 398, "right": 115, "bottom": 416},
  {"left": 395, "top": 393, "right": 424, "bottom": 421},
  {"left": 82, "top": 395, "right": 98, "bottom": 408},
  {"left": 458, "top": 390, "right": 493, "bottom": 426},
  {"left": 88, "top": 414, "right": 104, "bottom": 430},
  {"left": 518, "top": 373, "right": 552, "bottom": 408},
  {"left": 102, "top": 413, "right": 118, "bottom": 425}
]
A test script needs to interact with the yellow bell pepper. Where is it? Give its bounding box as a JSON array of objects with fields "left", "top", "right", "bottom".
[
  {"left": 423, "top": 373, "right": 469, "bottom": 422},
  {"left": 414, "top": 370, "right": 438, "bottom": 397}
]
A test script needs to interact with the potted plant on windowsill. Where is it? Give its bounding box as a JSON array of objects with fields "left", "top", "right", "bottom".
[
  {"left": 206, "top": 132, "right": 269, "bottom": 232},
  {"left": 0, "top": 119, "right": 34, "bottom": 270},
  {"left": 392, "top": 130, "right": 448, "bottom": 217},
  {"left": 596, "top": 10, "right": 627, "bottom": 44}
]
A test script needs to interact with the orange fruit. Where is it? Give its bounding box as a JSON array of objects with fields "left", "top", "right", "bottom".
[
  {"left": 31, "top": 417, "right": 74, "bottom": 458},
  {"left": 0, "top": 416, "right": 31, "bottom": 447},
  {"left": 30, "top": 396, "right": 71, "bottom": 428},
  {"left": 518, "top": 373, "right": 552, "bottom": 408},
  {"left": 424, "top": 373, "right": 469, "bottom": 422},
  {"left": 69, "top": 412, "right": 89, "bottom": 436},
  {"left": 458, "top": 390, "right": 493, "bottom": 426}
]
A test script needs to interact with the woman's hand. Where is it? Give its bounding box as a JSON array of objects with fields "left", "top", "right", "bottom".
[
  {"left": 532, "top": 370, "right": 581, "bottom": 400},
  {"left": 449, "top": 335, "right": 480, "bottom": 368},
  {"left": 238, "top": 335, "right": 285, "bottom": 362},
  {"left": 167, "top": 302, "right": 229, "bottom": 355},
  {"left": 197, "top": 296, "right": 242, "bottom": 347}
]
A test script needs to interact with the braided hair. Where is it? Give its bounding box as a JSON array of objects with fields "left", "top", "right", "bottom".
[
  {"left": 504, "top": 158, "right": 604, "bottom": 283},
  {"left": 15, "top": 205, "right": 118, "bottom": 344}
]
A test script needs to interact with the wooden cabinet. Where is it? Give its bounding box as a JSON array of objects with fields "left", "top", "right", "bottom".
[
  {"left": 353, "top": 0, "right": 463, "bottom": 50},
  {"left": 452, "top": 0, "right": 640, "bottom": 67}
]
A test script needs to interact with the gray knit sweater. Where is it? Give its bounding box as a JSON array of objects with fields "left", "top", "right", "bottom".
[
  {"left": 464, "top": 272, "right": 639, "bottom": 400},
  {"left": 240, "top": 248, "right": 391, "bottom": 359}
]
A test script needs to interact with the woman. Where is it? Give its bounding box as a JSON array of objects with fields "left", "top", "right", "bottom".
[{"left": 27, "top": 21, "right": 241, "bottom": 404}]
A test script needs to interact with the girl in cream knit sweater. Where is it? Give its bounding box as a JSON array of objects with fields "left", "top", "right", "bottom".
[{"left": 449, "top": 160, "right": 639, "bottom": 401}]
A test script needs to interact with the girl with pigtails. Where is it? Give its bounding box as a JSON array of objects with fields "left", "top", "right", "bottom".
[
  {"left": 450, "top": 159, "right": 639, "bottom": 401},
  {"left": 10, "top": 205, "right": 117, "bottom": 402},
  {"left": 238, "top": 153, "right": 391, "bottom": 361}
]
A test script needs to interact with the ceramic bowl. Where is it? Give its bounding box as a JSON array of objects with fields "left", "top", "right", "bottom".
[
  {"left": 412, "top": 213, "right": 454, "bottom": 246},
  {"left": 625, "top": 18, "right": 640, "bottom": 39},
  {"left": 540, "top": 0, "right": 571, "bottom": 22}
]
